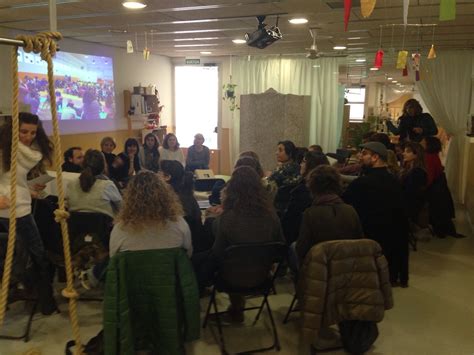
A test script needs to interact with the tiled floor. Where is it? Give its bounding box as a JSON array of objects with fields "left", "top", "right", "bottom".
[{"left": 0, "top": 209, "right": 473, "bottom": 355}]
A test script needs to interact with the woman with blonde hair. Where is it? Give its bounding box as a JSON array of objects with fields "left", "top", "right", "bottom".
[{"left": 109, "top": 171, "right": 192, "bottom": 257}]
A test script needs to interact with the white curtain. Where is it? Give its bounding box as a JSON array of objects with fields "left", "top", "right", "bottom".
[
  {"left": 229, "top": 56, "right": 341, "bottom": 163},
  {"left": 416, "top": 51, "right": 473, "bottom": 200}
]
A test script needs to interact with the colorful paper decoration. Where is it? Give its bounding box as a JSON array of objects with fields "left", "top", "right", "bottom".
[
  {"left": 412, "top": 52, "right": 421, "bottom": 81},
  {"left": 126, "top": 40, "right": 134, "bottom": 53},
  {"left": 344, "top": 0, "right": 352, "bottom": 31},
  {"left": 428, "top": 44, "right": 437, "bottom": 59},
  {"left": 143, "top": 47, "right": 150, "bottom": 60},
  {"left": 403, "top": 64, "right": 408, "bottom": 76},
  {"left": 374, "top": 49, "right": 384, "bottom": 68},
  {"left": 440, "top": 0, "right": 456, "bottom": 21},
  {"left": 403, "top": 0, "right": 410, "bottom": 25},
  {"left": 361, "top": 0, "right": 377, "bottom": 18},
  {"left": 396, "top": 50, "right": 408, "bottom": 69}
]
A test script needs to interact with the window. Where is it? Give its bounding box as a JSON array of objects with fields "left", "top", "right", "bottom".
[
  {"left": 175, "top": 66, "right": 218, "bottom": 149},
  {"left": 345, "top": 87, "right": 366, "bottom": 122}
]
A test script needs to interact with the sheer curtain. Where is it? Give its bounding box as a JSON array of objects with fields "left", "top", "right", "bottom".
[
  {"left": 230, "top": 56, "right": 341, "bottom": 163},
  {"left": 416, "top": 51, "right": 473, "bottom": 200}
]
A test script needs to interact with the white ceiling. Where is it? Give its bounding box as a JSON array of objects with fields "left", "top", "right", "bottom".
[{"left": 1, "top": 0, "right": 473, "bottom": 85}]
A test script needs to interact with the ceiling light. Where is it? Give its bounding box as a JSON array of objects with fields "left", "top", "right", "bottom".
[
  {"left": 122, "top": 1, "right": 147, "bottom": 9},
  {"left": 200, "top": 51, "right": 212, "bottom": 55},
  {"left": 387, "top": 77, "right": 393, "bottom": 80},
  {"left": 174, "top": 44, "right": 218, "bottom": 47},
  {"left": 355, "top": 58, "right": 366, "bottom": 62},
  {"left": 289, "top": 18, "right": 308, "bottom": 24},
  {"left": 333, "top": 45, "right": 347, "bottom": 50},
  {"left": 369, "top": 67, "right": 379, "bottom": 71},
  {"left": 392, "top": 80, "right": 398, "bottom": 83},
  {"left": 232, "top": 39, "right": 246, "bottom": 44},
  {"left": 347, "top": 37, "right": 361, "bottom": 40}
]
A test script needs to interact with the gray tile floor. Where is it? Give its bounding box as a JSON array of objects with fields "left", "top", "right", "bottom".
[{"left": 0, "top": 208, "right": 473, "bottom": 355}]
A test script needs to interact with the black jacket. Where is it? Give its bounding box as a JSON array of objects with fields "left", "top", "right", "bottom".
[
  {"left": 281, "top": 181, "right": 312, "bottom": 244},
  {"left": 342, "top": 167, "right": 409, "bottom": 250},
  {"left": 400, "top": 167, "right": 427, "bottom": 220},
  {"left": 387, "top": 113, "right": 438, "bottom": 142},
  {"left": 61, "top": 161, "right": 82, "bottom": 173}
]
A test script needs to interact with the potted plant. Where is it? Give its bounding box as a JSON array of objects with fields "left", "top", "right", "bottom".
[{"left": 223, "top": 83, "right": 239, "bottom": 111}]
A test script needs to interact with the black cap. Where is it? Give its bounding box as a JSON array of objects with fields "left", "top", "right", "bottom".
[{"left": 359, "top": 142, "right": 388, "bottom": 160}]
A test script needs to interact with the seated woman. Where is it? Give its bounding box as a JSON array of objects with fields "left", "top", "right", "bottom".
[
  {"left": 100, "top": 136, "right": 117, "bottom": 176},
  {"left": 282, "top": 151, "right": 329, "bottom": 245},
  {"left": 295, "top": 165, "right": 363, "bottom": 264},
  {"left": 211, "top": 166, "right": 284, "bottom": 322},
  {"left": 67, "top": 149, "right": 122, "bottom": 218},
  {"left": 111, "top": 138, "right": 141, "bottom": 187},
  {"left": 139, "top": 133, "right": 160, "bottom": 172},
  {"left": 186, "top": 133, "right": 210, "bottom": 172},
  {"left": 160, "top": 160, "right": 207, "bottom": 252},
  {"left": 159, "top": 133, "right": 186, "bottom": 167},
  {"left": 268, "top": 140, "right": 301, "bottom": 215},
  {"left": 109, "top": 171, "right": 192, "bottom": 258}
]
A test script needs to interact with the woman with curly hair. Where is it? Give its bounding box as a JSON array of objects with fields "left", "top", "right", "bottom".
[{"left": 109, "top": 171, "right": 192, "bottom": 258}]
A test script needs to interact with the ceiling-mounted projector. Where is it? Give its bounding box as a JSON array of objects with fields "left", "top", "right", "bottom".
[{"left": 245, "top": 16, "right": 282, "bottom": 49}]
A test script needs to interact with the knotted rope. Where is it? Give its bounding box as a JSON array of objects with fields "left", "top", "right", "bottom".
[{"left": 0, "top": 32, "right": 84, "bottom": 355}]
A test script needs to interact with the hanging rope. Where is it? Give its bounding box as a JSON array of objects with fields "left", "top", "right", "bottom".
[{"left": 0, "top": 32, "right": 84, "bottom": 355}]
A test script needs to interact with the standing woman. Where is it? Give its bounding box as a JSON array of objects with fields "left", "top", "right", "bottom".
[
  {"left": 111, "top": 138, "right": 141, "bottom": 187},
  {"left": 139, "top": 133, "right": 160, "bottom": 172},
  {"left": 386, "top": 99, "right": 438, "bottom": 142},
  {"left": 186, "top": 133, "right": 210, "bottom": 172},
  {"left": 0, "top": 112, "right": 57, "bottom": 314},
  {"left": 159, "top": 133, "right": 186, "bottom": 168},
  {"left": 100, "top": 136, "right": 117, "bottom": 176}
]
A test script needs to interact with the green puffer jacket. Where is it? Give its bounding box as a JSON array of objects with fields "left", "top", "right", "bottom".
[{"left": 103, "top": 248, "right": 200, "bottom": 355}]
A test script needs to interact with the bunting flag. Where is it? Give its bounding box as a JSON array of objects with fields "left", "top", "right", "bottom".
[
  {"left": 428, "top": 44, "right": 437, "bottom": 59},
  {"left": 396, "top": 50, "right": 408, "bottom": 69},
  {"left": 361, "top": 0, "right": 377, "bottom": 18},
  {"left": 374, "top": 49, "right": 384, "bottom": 68},
  {"left": 440, "top": 0, "right": 456, "bottom": 21},
  {"left": 344, "top": 0, "right": 352, "bottom": 31},
  {"left": 126, "top": 40, "right": 134, "bottom": 53},
  {"left": 412, "top": 52, "right": 421, "bottom": 81},
  {"left": 403, "top": 0, "right": 410, "bottom": 25},
  {"left": 403, "top": 64, "right": 408, "bottom": 76}
]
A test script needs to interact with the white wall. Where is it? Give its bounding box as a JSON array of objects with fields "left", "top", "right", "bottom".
[{"left": 0, "top": 28, "right": 173, "bottom": 133}]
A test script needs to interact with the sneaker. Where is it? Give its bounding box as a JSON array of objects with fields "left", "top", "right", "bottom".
[{"left": 79, "top": 271, "right": 92, "bottom": 290}]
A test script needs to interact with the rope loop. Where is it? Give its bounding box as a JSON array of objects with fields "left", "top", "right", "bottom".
[
  {"left": 15, "top": 32, "right": 63, "bottom": 59},
  {"left": 62, "top": 288, "right": 79, "bottom": 299},
  {"left": 54, "top": 209, "right": 70, "bottom": 223}
]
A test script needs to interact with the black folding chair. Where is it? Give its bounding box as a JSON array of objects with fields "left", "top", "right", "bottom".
[
  {"left": 202, "top": 241, "right": 286, "bottom": 354},
  {"left": 194, "top": 178, "right": 225, "bottom": 192}
]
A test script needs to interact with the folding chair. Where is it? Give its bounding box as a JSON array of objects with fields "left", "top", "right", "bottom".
[
  {"left": 202, "top": 241, "right": 286, "bottom": 354},
  {"left": 194, "top": 178, "right": 225, "bottom": 192}
]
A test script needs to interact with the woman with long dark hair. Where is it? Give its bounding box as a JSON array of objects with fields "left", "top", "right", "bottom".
[
  {"left": 159, "top": 133, "right": 186, "bottom": 167},
  {"left": 0, "top": 112, "right": 57, "bottom": 314},
  {"left": 139, "top": 133, "right": 160, "bottom": 172},
  {"left": 67, "top": 149, "right": 122, "bottom": 218},
  {"left": 386, "top": 99, "right": 438, "bottom": 142},
  {"left": 111, "top": 138, "right": 141, "bottom": 186}
]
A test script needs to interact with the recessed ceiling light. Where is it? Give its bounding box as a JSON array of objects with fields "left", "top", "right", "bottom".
[
  {"left": 355, "top": 58, "right": 366, "bottom": 62},
  {"left": 200, "top": 51, "right": 212, "bottom": 55},
  {"left": 289, "top": 18, "right": 308, "bottom": 24},
  {"left": 232, "top": 39, "right": 246, "bottom": 44},
  {"left": 347, "top": 37, "right": 361, "bottom": 40},
  {"left": 392, "top": 80, "right": 398, "bottom": 83},
  {"left": 387, "top": 77, "right": 393, "bottom": 80},
  {"left": 333, "top": 45, "right": 347, "bottom": 50},
  {"left": 122, "top": 1, "right": 147, "bottom": 9},
  {"left": 369, "top": 67, "right": 379, "bottom": 71}
]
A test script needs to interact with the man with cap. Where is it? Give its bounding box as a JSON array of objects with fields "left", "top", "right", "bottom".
[{"left": 343, "top": 141, "right": 410, "bottom": 288}]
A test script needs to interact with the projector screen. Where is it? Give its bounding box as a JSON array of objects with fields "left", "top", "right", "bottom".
[{"left": 17, "top": 49, "right": 116, "bottom": 122}]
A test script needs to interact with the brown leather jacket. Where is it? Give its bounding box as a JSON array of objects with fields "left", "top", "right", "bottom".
[{"left": 297, "top": 239, "right": 393, "bottom": 342}]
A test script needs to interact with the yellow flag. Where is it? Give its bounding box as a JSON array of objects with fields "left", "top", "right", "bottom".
[
  {"left": 361, "top": 0, "right": 377, "bottom": 18},
  {"left": 428, "top": 44, "right": 437, "bottom": 59},
  {"left": 396, "top": 50, "right": 408, "bottom": 69}
]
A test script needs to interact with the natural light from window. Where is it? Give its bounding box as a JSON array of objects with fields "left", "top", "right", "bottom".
[
  {"left": 175, "top": 66, "right": 218, "bottom": 149},
  {"left": 346, "top": 87, "right": 366, "bottom": 122}
]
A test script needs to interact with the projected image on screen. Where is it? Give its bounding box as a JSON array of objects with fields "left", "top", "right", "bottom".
[{"left": 17, "top": 49, "right": 115, "bottom": 121}]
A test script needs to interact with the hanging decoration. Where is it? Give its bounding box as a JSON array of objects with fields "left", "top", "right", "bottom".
[
  {"left": 440, "top": 0, "right": 456, "bottom": 21},
  {"left": 428, "top": 27, "right": 436, "bottom": 59},
  {"left": 411, "top": 52, "right": 421, "bottom": 81},
  {"left": 126, "top": 40, "right": 134, "bottom": 53},
  {"left": 223, "top": 57, "right": 239, "bottom": 112},
  {"left": 373, "top": 26, "right": 384, "bottom": 68},
  {"left": 143, "top": 32, "right": 150, "bottom": 60},
  {"left": 344, "top": 0, "right": 352, "bottom": 31},
  {"left": 403, "top": 64, "right": 408, "bottom": 76},
  {"left": 396, "top": 26, "right": 408, "bottom": 69},
  {"left": 403, "top": 0, "right": 410, "bottom": 25},
  {"left": 360, "top": 0, "right": 377, "bottom": 18}
]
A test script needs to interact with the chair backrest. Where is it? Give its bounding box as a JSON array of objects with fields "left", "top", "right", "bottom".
[
  {"left": 218, "top": 241, "right": 287, "bottom": 290},
  {"left": 68, "top": 212, "right": 113, "bottom": 252},
  {"left": 194, "top": 178, "right": 225, "bottom": 192}
]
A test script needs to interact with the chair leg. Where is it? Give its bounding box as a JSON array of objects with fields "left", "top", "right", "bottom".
[
  {"left": 202, "top": 287, "right": 215, "bottom": 329},
  {"left": 265, "top": 297, "right": 280, "bottom": 351},
  {"left": 0, "top": 298, "right": 39, "bottom": 342},
  {"left": 409, "top": 232, "right": 417, "bottom": 252},
  {"left": 253, "top": 295, "right": 267, "bottom": 325},
  {"left": 283, "top": 294, "right": 297, "bottom": 324},
  {"left": 211, "top": 293, "right": 227, "bottom": 354}
]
